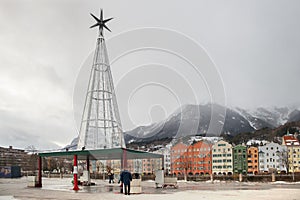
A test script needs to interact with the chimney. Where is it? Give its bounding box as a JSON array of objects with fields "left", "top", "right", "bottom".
[{"left": 9, "top": 146, "right": 12, "bottom": 149}]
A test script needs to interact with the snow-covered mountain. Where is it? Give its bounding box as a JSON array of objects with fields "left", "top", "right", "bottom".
[
  {"left": 124, "top": 104, "right": 300, "bottom": 144},
  {"left": 65, "top": 104, "right": 300, "bottom": 147},
  {"left": 288, "top": 109, "right": 300, "bottom": 122},
  {"left": 234, "top": 106, "right": 298, "bottom": 130},
  {"left": 124, "top": 104, "right": 254, "bottom": 143}
]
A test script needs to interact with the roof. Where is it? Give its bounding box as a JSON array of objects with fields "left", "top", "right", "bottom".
[
  {"left": 38, "top": 148, "right": 163, "bottom": 160},
  {"left": 282, "top": 135, "right": 300, "bottom": 146}
]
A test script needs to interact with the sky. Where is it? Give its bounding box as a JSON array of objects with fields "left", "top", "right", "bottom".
[{"left": 0, "top": 0, "right": 299, "bottom": 150}]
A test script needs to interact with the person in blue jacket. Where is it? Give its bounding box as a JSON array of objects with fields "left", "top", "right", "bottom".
[{"left": 120, "top": 169, "right": 132, "bottom": 195}]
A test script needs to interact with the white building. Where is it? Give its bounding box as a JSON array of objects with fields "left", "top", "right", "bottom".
[
  {"left": 153, "top": 145, "right": 171, "bottom": 174},
  {"left": 212, "top": 140, "right": 233, "bottom": 175},
  {"left": 258, "top": 142, "right": 287, "bottom": 173}
]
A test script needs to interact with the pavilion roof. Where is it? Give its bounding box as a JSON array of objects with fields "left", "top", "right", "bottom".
[{"left": 38, "top": 148, "right": 163, "bottom": 160}]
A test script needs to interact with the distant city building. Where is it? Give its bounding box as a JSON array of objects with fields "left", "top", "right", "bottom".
[
  {"left": 247, "top": 146, "right": 259, "bottom": 174},
  {"left": 142, "top": 158, "right": 161, "bottom": 175},
  {"left": 0, "top": 146, "right": 31, "bottom": 172},
  {"left": 212, "top": 140, "right": 233, "bottom": 175},
  {"left": 282, "top": 134, "right": 300, "bottom": 173},
  {"left": 126, "top": 159, "right": 142, "bottom": 174},
  {"left": 258, "top": 142, "right": 287, "bottom": 173},
  {"left": 233, "top": 145, "right": 248, "bottom": 174},
  {"left": 171, "top": 141, "right": 212, "bottom": 175},
  {"left": 154, "top": 146, "right": 171, "bottom": 174},
  {"left": 194, "top": 141, "right": 212, "bottom": 175},
  {"left": 171, "top": 142, "right": 188, "bottom": 175}
]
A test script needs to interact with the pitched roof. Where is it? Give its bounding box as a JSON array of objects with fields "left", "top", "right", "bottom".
[{"left": 282, "top": 135, "right": 300, "bottom": 146}]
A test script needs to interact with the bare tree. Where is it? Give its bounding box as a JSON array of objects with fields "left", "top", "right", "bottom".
[
  {"left": 277, "top": 148, "right": 289, "bottom": 173},
  {"left": 25, "top": 145, "right": 37, "bottom": 154},
  {"left": 177, "top": 154, "right": 192, "bottom": 181}
]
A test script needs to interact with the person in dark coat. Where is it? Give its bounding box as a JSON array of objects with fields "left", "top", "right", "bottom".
[
  {"left": 120, "top": 169, "right": 132, "bottom": 195},
  {"left": 108, "top": 170, "right": 114, "bottom": 184}
]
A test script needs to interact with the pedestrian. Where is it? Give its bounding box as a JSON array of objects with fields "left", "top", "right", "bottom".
[
  {"left": 108, "top": 170, "right": 114, "bottom": 184},
  {"left": 111, "top": 170, "right": 115, "bottom": 183},
  {"left": 120, "top": 169, "right": 132, "bottom": 195}
]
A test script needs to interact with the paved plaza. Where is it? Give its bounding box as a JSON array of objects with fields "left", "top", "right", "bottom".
[{"left": 0, "top": 177, "right": 300, "bottom": 200}]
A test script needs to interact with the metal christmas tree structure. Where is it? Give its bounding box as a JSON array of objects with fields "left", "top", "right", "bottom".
[{"left": 77, "top": 9, "right": 125, "bottom": 150}]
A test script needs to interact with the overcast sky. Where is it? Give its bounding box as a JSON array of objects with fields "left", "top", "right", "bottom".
[{"left": 0, "top": 0, "right": 299, "bottom": 150}]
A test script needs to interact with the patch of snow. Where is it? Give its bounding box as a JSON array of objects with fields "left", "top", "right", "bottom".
[
  {"left": 246, "top": 139, "right": 268, "bottom": 146},
  {"left": 128, "top": 139, "right": 135, "bottom": 144}
]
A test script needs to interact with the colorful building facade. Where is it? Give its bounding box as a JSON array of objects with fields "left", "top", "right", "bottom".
[
  {"left": 282, "top": 134, "right": 300, "bottom": 173},
  {"left": 233, "top": 145, "right": 248, "bottom": 174},
  {"left": 212, "top": 140, "right": 233, "bottom": 175},
  {"left": 247, "top": 146, "right": 259, "bottom": 174},
  {"left": 171, "top": 141, "right": 212, "bottom": 175},
  {"left": 170, "top": 142, "right": 188, "bottom": 175},
  {"left": 258, "top": 142, "right": 287, "bottom": 173}
]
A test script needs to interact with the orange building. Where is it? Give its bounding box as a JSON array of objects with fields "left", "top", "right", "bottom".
[
  {"left": 247, "top": 146, "right": 259, "bottom": 174},
  {"left": 171, "top": 142, "right": 188, "bottom": 175},
  {"left": 171, "top": 141, "right": 212, "bottom": 175}
]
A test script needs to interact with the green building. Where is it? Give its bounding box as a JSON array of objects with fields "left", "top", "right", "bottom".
[{"left": 233, "top": 145, "right": 248, "bottom": 174}]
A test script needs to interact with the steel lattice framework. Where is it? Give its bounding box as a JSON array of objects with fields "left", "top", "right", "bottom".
[{"left": 77, "top": 10, "right": 125, "bottom": 150}]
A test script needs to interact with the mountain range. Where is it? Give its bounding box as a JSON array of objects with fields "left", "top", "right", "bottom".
[
  {"left": 124, "top": 104, "right": 300, "bottom": 144},
  {"left": 65, "top": 104, "right": 300, "bottom": 150}
]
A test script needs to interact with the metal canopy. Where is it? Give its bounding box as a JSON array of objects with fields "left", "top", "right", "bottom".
[{"left": 38, "top": 148, "right": 163, "bottom": 161}]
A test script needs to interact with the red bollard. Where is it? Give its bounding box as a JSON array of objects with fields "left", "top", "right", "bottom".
[{"left": 73, "top": 154, "right": 79, "bottom": 191}]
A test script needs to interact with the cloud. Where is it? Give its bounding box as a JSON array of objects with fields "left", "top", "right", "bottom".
[
  {"left": 0, "top": 0, "right": 300, "bottom": 149},
  {"left": 0, "top": 34, "right": 76, "bottom": 150}
]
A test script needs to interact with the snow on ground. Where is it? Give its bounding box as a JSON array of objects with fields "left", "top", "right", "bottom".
[{"left": 1, "top": 178, "right": 300, "bottom": 200}]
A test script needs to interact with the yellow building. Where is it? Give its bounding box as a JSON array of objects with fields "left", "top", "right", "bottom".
[
  {"left": 212, "top": 140, "right": 233, "bottom": 175},
  {"left": 282, "top": 135, "right": 300, "bottom": 173}
]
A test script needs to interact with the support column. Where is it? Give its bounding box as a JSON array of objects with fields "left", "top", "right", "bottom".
[
  {"left": 121, "top": 148, "right": 127, "bottom": 169},
  {"left": 86, "top": 155, "right": 91, "bottom": 185},
  {"left": 36, "top": 156, "right": 42, "bottom": 187},
  {"left": 86, "top": 155, "right": 90, "bottom": 171},
  {"left": 161, "top": 155, "right": 165, "bottom": 170},
  {"left": 73, "top": 155, "right": 79, "bottom": 191}
]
